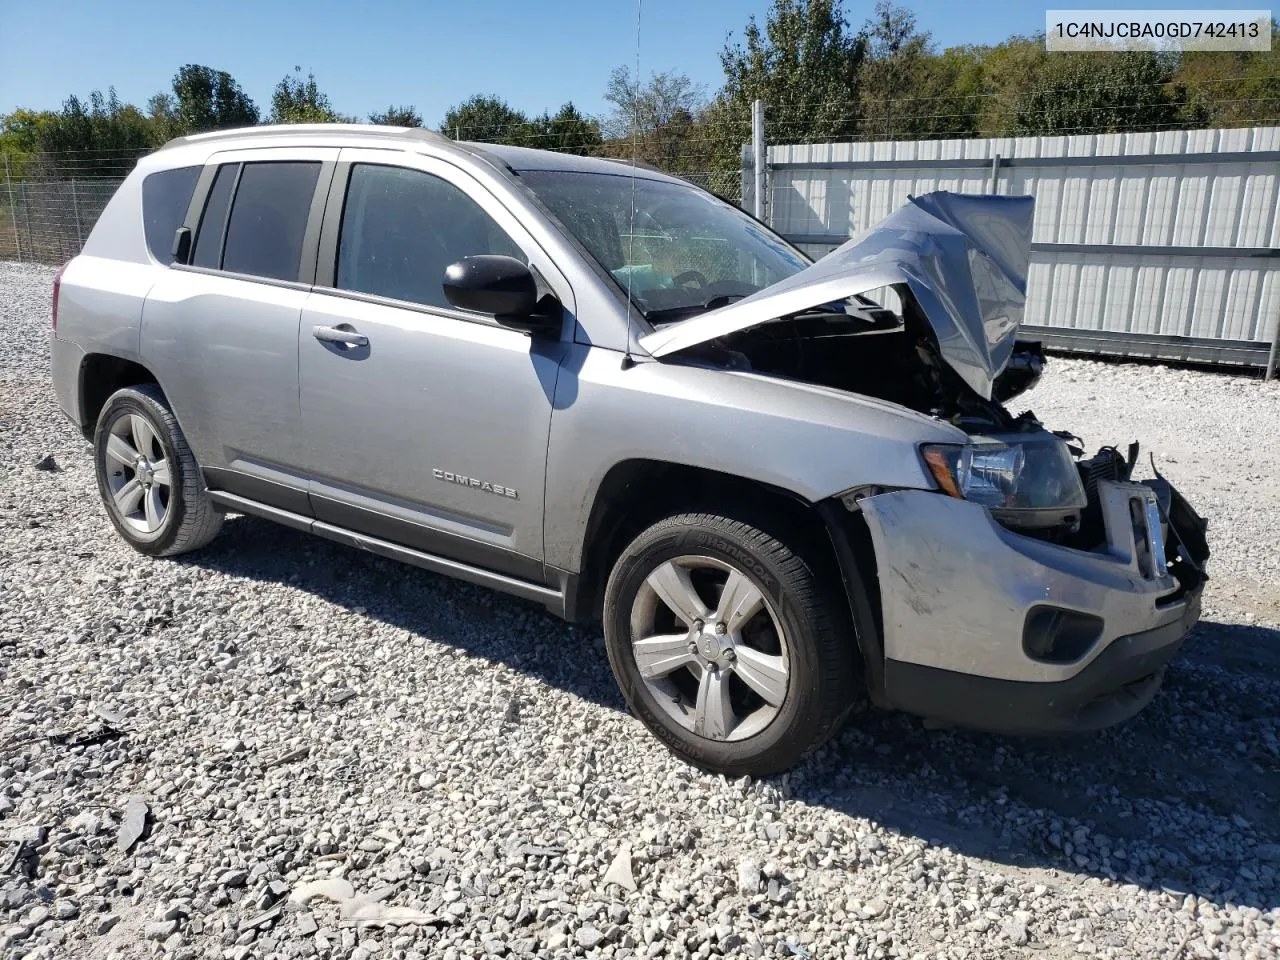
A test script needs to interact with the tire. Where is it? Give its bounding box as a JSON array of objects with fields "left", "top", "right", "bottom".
[
  {"left": 93, "top": 384, "right": 223, "bottom": 557},
  {"left": 603, "top": 511, "right": 858, "bottom": 776}
]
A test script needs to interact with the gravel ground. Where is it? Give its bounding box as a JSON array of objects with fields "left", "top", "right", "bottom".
[{"left": 2, "top": 258, "right": 1278, "bottom": 960}]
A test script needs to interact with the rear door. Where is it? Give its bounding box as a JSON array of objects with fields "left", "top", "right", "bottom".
[
  {"left": 140, "top": 147, "right": 336, "bottom": 514},
  {"left": 297, "top": 149, "right": 574, "bottom": 581}
]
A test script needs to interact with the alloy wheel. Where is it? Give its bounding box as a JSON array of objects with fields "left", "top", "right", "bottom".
[
  {"left": 101, "top": 412, "right": 171, "bottom": 535},
  {"left": 629, "top": 555, "right": 791, "bottom": 742}
]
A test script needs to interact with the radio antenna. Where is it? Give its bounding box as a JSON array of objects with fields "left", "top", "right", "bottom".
[{"left": 622, "top": 0, "right": 642, "bottom": 369}]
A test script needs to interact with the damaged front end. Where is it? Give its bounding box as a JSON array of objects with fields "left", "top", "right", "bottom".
[
  {"left": 644, "top": 190, "right": 1210, "bottom": 577},
  {"left": 642, "top": 189, "right": 1212, "bottom": 733},
  {"left": 913, "top": 426, "right": 1211, "bottom": 598},
  {"left": 640, "top": 190, "right": 1040, "bottom": 403},
  {"left": 638, "top": 192, "right": 1082, "bottom": 535},
  {"left": 1072, "top": 444, "right": 1211, "bottom": 598},
  {"left": 849, "top": 474, "right": 1209, "bottom": 734}
]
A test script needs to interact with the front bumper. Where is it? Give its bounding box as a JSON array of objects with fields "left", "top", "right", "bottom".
[
  {"left": 851, "top": 482, "right": 1206, "bottom": 734},
  {"left": 881, "top": 587, "right": 1200, "bottom": 733}
]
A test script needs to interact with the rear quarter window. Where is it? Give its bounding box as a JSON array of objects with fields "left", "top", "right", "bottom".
[{"left": 141, "top": 166, "right": 201, "bottom": 263}]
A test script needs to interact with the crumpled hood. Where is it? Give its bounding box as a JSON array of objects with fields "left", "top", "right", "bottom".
[{"left": 639, "top": 191, "right": 1036, "bottom": 400}]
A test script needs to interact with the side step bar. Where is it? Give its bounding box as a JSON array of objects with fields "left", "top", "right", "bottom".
[{"left": 207, "top": 490, "right": 565, "bottom": 611}]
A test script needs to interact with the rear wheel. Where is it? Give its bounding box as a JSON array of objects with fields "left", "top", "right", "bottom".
[
  {"left": 603, "top": 511, "right": 858, "bottom": 776},
  {"left": 94, "top": 385, "right": 222, "bottom": 556}
]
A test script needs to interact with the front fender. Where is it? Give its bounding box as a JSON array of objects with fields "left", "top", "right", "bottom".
[{"left": 543, "top": 346, "right": 962, "bottom": 572}]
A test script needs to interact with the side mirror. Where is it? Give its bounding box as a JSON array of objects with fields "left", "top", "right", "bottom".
[{"left": 443, "top": 255, "right": 559, "bottom": 336}]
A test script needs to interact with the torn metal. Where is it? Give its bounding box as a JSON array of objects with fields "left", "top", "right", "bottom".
[{"left": 640, "top": 191, "right": 1035, "bottom": 400}]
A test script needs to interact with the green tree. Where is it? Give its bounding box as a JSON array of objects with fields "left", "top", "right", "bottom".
[
  {"left": 969, "top": 35, "right": 1048, "bottom": 135},
  {"left": 271, "top": 68, "right": 345, "bottom": 124},
  {"left": 369, "top": 105, "right": 424, "bottom": 127},
  {"left": 29, "top": 89, "right": 155, "bottom": 177},
  {"left": 170, "top": 64, "right": 259, "bottom": 135},
  {"left": 520, "top": 102, "right": 602, "bottom": 154},
  {"left": 0, "top": 108, "right": 57, "bottom": 178},
  {"left": 718, "top": 0, "right": 867, "bottom": 148},
  {"left": 146, "top": 92, "right": 180, "bottom": 143},
  {"left": 603, "top": 67, "right": 704, "bottom": 139},
  {"left": 1012, "top": 49, "right": 1186, "bottom": 135},
  {"left": 919, "top": 47, "right": 986, "bottom": 137},
  {"left": 601, "top": 67, "right": 704, "bottom": 170},
  {"left": 440, "top": 95, "right": 530, "bottom": 143},
  {"left": 859, "top": 1, "right": 981, "bottom": 139},
  {"left": 1175, "top": 21, "right": 1280, "bottom": 126},
  {"left": 861, "top": 1, "right": 923, "bottom": 136}
]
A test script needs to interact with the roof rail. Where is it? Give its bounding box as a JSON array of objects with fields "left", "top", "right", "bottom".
[{"left": 159, "top": 123, "right": 450, "bottom": 151}]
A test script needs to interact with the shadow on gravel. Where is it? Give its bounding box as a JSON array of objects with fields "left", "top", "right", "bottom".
[
  {"left": 178, "top": 514, "right": 628, "bottom": 709},
  {"left": 794, "top": 619, "right": 1280, "bottom": 913},
  {"left": 186, "top": 516, "right": 1280, "bottom": 913}
]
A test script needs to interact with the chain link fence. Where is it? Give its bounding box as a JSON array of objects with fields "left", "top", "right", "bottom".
[
  {"left": 1, "top": 177, "right": 121, "bottom": 264},
  {"left": 1, "top": 149, "right": 142, "bottom": 265},
  {"left": 672, "top": 169, "right": 741, "bottom": 201}
]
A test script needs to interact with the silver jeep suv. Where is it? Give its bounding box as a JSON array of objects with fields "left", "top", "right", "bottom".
[{"left": 50, "top": 124, "right": 1209, "bottom": 775}]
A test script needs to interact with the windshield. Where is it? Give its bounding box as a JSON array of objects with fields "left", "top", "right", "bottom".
[{"left": 517, "top": 170, "right": 810, "bottom": 323}]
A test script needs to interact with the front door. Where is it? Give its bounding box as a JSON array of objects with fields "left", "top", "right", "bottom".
[{"left": 298, "top": 151, "right": 573, "bottom": 581}]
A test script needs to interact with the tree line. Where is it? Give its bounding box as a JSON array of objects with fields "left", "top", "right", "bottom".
[
  {"left": 0, "top": 65, "right": 430, "bottom": 178},
  {"left": 4, "top": 0, "right": 1279, "bottom": 181}
]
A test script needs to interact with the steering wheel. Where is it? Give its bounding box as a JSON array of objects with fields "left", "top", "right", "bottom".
[{"left": 672, "top": 270, "right": 708, "bottom": 289}]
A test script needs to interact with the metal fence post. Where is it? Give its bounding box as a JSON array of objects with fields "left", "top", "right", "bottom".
[
  {"left": 21, "top": 182, "right": 33, "bottom": 260},
  {"left": 751, "top": 99, "right": 766, "bottom": 223},
  {"left": 71, "top": 180, "right": 84, "bottom": 248},
  {"left": 988, "top": 154, "right": 1002, "bottom": 194},
  {"left": 3, "top": 152, "right": 20, "bottom": 263},
  {"left": 1266, "top": 313, "right": 1279, "bottom": 381}
]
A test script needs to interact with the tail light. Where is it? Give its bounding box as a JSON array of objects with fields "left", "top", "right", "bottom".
[{"left": 52, "top": 263, "right": 67, "bottom": 331}]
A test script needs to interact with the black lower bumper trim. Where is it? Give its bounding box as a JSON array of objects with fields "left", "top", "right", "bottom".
[{"left": 884, "top": 588, "right": 1201, "bottom": 734}]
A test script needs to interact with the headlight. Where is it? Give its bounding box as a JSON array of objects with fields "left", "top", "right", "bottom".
[{"left": 921, "top": 433, "right": 1087, "bottom": 512}]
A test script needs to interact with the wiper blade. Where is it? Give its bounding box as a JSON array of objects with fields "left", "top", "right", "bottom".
[
  {"left": 702, "top": 293, "right": 747, "bottom": 311},
  {"left": 644, "top": 293, "right": 748, "bottom": 326},
  {"left": 643, "top": 306, "right": 700, "bottom": 326},
  {"left": 793, "top": 301, "right": 857, "bottom": 317}
]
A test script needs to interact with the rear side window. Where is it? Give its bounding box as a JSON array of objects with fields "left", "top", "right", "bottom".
[
  {"left": 335, "top": 164, "right": 523, "bottom": 309},
  {"left": 191, "top": 161, "right": 320, "bottom": 280},
  {"left": 141, "top": 166, "right": 200, "bottom": 263}
]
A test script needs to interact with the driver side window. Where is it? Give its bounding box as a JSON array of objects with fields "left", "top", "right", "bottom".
[{"left": 335, "top": 164, "right": 524, "bottom": 310}]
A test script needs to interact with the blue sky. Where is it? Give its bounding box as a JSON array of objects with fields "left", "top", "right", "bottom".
[{"left": 0, "top": 1, "right": 1222, "bottom": 126}]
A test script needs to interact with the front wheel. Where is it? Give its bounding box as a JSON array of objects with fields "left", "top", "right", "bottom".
[{"left": 603, "top": 512, "right": 858, "bottom": 776}]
